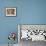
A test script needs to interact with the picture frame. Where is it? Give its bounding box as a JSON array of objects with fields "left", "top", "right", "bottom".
[
  {"left": 18, "top": 24, "right": 46, "bottom": 42},
  {"left": 6, "top": 8, "right": 16, "bottom": 16}
]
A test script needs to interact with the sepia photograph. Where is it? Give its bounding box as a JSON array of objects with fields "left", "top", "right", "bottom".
[{"left": 6, "top": 8, "right": 16, "bottom": 16}]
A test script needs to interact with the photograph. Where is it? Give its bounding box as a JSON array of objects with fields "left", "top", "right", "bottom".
[
  {"left": 18, "top": 25, "right": 46, "bottom": 41},
  {"left": 6, "top": 8, "right": 16, "bottom": 16}
]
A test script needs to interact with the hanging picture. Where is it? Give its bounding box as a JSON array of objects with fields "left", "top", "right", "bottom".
[{"left": 6, "top": 8, "right": 16, "bottom": 16}]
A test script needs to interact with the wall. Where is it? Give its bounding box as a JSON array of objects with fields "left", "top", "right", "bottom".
[
  {"left": 21, "top": 0, "right": 46, "bottom": 24},
  {"left": 0, "top": 0, "right": 21, "bottom": 44},
  {"left": 0, "top": 0, "right": 46, "bottom": 44}
]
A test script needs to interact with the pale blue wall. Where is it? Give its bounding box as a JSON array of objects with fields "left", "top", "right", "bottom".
[
  {"left": 0, "top": 0, "right": 21, "bottom": 44},
  {"left": 0, "top": 0, "right": 46, "bottom": 44},
  {"left": 21, "top": 0, "right": 46, "bottom": 24}
]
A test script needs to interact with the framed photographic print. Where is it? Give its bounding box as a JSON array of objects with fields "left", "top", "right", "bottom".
[
  {"left": 18, "top": 24, "right": 46, "bottom": 42},
  {"left": 6, "top": 8, "right": 16, "bottom": 16}
]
